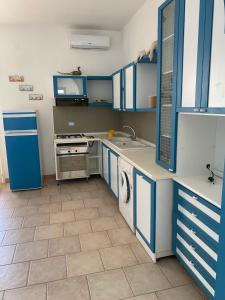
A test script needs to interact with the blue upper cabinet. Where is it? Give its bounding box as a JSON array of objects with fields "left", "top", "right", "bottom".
[
  {"left": 178, "top": 0, "right": 225, "bottom": 114},
  {"left": 123, "top": 63, "right": 136, "bottom": 111},
  {"left": 156, "top": 0, "right": 183, "bottom": 172},
  {"left": 112, "top": 69, "right": 123, "bottom": 111},
  {"left": 53, "top": 75, "right": 87, "bottom": 98},
  {"left": 202, "top": 0, "right": 225, "bottom": 113}
]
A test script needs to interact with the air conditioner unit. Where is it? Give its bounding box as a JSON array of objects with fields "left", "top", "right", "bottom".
[{"left": 70, "top": 34, "right": 110, "bottom": 50}]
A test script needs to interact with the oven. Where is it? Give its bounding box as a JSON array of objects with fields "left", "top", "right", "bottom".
[{"left": 55, "top": 142, "right": 89, "bottom": 181}]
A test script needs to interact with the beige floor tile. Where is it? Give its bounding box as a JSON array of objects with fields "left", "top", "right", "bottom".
[
  {"left": 50, "top": 211, "right": 75, "bottom": 224},
  {"left": 100, "top": 245, "right": 138, "bottom": 270},
  {"left": 108, "top": 228, "right": 137, "bottom": 246},
  {"left": 64, "top": 220, "right": 92, "bottom": 236},
  {"left": 123, "top": 294, "right": 158, "bottom": 300},
  {"left": 114, "top": 214, "right": 129, "bottom": 228},
  {"left": 0, "top": 245, "right": 15, "bottom": 265},
  {"left": 2, "top": 228, "right": 34, "bottom": 245},
  {"left": 80, "top": 231, "right": 111, "bottom": 251},
  {"left": 75, "top": 208, "right": 99, "bottom": 221},
  {"left": 38, "top": 202, "right": 62, "bottom": 214},
  {"left": 130, "top": 243, "right": 152, "bottom": 263},
  {"left": 49, "top": 236, "right": 80, "bottom": 256},
  {"left": 124, "top": 263, "right": 171, "bottom": 295},
  {"left": 158, "top": 257, "right": 193, "bottom": 287},
  {"left": 27, "top": 196, "right": 50, "bottom": 206},
  {"left": 23, "top": 213, "right": 49, "bottom": 228},
  {"left": 91, "top": 217, "right": 118, "bottom": 232},
  {"left": 71, "top": 191, "right": 92, "bottom": 201},
  {"left": 4, "top": 283, "right": 46, "bottom": 300},
  {"left": 1, "top": 198, "right": 28, "bottom": 209},
  {"left": 0, "top": 208, "right": 14, "bottom": 218},
  {"left": 0, "top": 217, "right": 23, "bottom": 231},
  {"left": 13, "top": 206, "right": 38, "bottom": 217},
  {"left": 28, "top": 256, "right": 66, "bottom": 285},
  {"left": 41, "top": 185, "right": 60, "bottom": 197},
  {"left": 84, "top": 197, "right": 108, "bottom": 208},
  {"left": 35, "top": 224, "right": 63, "bottom": 240},
  {"left": 0, "top": 232, "right": 5, "bottom": 245},
  {"left": 98, "top": 205, "right": 119, "bottom": 217},
  {"left": 62, "top": 200, "right": 84, "bottom": 211},
  {"left": 47, "top": 276, "right": 90, "bottom": 300},
  {"left": 14, "top": 240, "right": 48, "bottom": 263},
  {"left": 156, "top": 284, "right": 203, "bottom": 300},
  {"left": 88, "top": 269, "right": 133, "bottom": 300},
  {"left": 50, "top": 193, "right": 71, "bottom": 203},
  {"left": 67, "top": 250, "right": 103, "bottom": 277},
  {"left": 18, "top": 189, "right": 41, "bottom": 199},
  {"left": 0, "top": 262, "right": 29, "bottom": 291}
]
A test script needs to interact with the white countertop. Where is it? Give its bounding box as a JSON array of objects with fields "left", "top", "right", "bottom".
[
  {"left": 173, "top": 175, "right": 222, "bottom": 209},
  {"left": 101, "top": 138, "right": 174, "bottom": 181}
]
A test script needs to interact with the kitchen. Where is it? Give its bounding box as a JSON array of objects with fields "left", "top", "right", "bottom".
[{"left": 0, "top": 0, "right": 225, "bottom": 300}]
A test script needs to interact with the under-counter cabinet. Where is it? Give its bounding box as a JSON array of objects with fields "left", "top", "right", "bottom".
[
  {"left": 173, "top": 182, "right": 221, "bottom": 299},
  {"left": 156, "top": 0, "right": 182, "bottom": 172},
  {"left": 134, "top": 169, "right": 173, "bottom": 262},
  {"left": 178, "top": 0, "right": 225, "bottom": 113},
  {"left": 101, "top": 143, "right": 119, "bottom": 198}
]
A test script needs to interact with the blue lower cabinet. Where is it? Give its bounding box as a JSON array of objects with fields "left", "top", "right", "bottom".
[
  {"left": 173, "top": 182, "right": 221, "bottom": 299},
  {"left": 134, "top": 169, "right": 156, "bottom": 253},
  {"left": 101, "top": 143, "right": 119, "bottom": 198}
]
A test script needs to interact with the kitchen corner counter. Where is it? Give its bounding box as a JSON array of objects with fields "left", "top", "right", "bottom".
[
  {"left": 101, "top": 139, "right": 174, "bottom": 181},
  {"left": 173, "top": 175, "right": 222, "bottom": 209}
]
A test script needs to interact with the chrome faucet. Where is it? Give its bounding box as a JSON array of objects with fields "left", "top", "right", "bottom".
[{"left": 123, "top": 125, "right": 136, "bottom": 140}]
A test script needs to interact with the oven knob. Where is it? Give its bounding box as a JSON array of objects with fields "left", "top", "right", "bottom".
[
  {"left": 68, "top": 150, "right": 71, "bottom": 153},
  {"left": 75, "top": 150, "right": 77, "bottom": 152}
]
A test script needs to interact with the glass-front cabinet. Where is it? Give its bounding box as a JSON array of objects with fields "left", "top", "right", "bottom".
[
  {"left": 156, "top": 0, "right": 183, "bottom": 172},
  {"left": 53, "top": 76, "right": 87, "bottom": 98}
]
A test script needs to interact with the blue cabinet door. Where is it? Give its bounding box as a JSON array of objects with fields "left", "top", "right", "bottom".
[
  {"left": 53, "top": 75, "right": 87, "bottom": 98},
  {"left": 123, "top": 63, "right": 136, "bottom": 111},
  {"left": 202, "top": 0, "right": 225, "bottom": 114},
  {"left": 134, "top": 169, "right": 156, "bottom": 252},
  {"left": 5, "top": 134, "right": 41, "bottom": 191},
  {"left": 112, "top": 70, "right": 123, "bottom": 111},
  {"left": 156, "top": 0, "right": 184, "bottom": 172}
]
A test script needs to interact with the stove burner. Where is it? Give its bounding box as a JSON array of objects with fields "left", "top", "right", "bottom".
[{"left": 56, "top": 134, "right": 83, "bottom": 139}]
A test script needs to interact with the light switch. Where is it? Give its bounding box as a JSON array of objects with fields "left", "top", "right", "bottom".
[{"left": 68, "top": 121, "right": 75, "bottom": 127}]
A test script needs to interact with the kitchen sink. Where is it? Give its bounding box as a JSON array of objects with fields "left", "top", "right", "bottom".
[{"left": 110, "top": 139, "right": 149, "bottom": 150}]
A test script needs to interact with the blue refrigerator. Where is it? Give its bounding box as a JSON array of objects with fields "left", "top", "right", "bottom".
[{"left": 3, "top": 110, "right": 42, "bottom": 191}]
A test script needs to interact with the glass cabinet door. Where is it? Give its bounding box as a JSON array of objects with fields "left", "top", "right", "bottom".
[
  {"left": 157, "top": 0, "right": 181, "bottom": 172},
  {"left": 53, "top": 76, "right": 87, "bottom": 97}
]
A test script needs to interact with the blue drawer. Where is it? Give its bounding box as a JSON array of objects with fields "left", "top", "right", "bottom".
[{"left": 3, "top": 113, "right": 37, "bottom": 131}]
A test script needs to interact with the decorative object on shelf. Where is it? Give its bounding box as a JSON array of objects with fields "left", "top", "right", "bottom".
[
  {"left": 9, "top": 75, "right": 24, "bottom": 82},
  {"left": 147, "top": 41, "right": 157, "bottom": 62},
  {"left": 58, "top": 67, "right": 82, "bottom": 75},
  {"left": 206, "top": 163, "right": 215, "bottom": 184},
  {"left": 19, "top": 85, "right": 33, "bottom": 92},
  {"left": 29, "top": 94, "right": 43, "bottom": 100},
  {"left": 107, "top": 129, "right": 115, "bottom": 138},
  {"left": 136, "top": 50, "right": 147, "bottom": 63},
  {"left": 148, "top": 96, "right": 157, "bottom": 108}
]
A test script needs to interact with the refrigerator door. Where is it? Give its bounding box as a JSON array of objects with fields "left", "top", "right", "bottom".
[{"left": 5, "top": 133, "right": 42, "bottom": 191}]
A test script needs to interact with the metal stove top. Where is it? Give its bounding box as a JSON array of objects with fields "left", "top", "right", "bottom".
[{"left": 55, "top": 133, "right": 95, "bottom": 140}]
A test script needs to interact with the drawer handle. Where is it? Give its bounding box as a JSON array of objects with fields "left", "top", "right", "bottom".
[
  {"left": 190, "top": 229, "right": 196, "bottom": 235},
  {"left": 190, "top": 245, "right": 196, "bottom": 251},
  {"left": 189, "top": 260, "right": 195, "bottom": 267},
  {"left": 191, "top": 213, "right": 198, "bottom": 218},
  {"left": 192, "top": 195, "right": 198, "bottom": 200}
]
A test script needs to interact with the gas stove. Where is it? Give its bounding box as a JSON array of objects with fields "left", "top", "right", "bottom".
[{"left": 55, "top": 133, "right": 95, "bottom": 141}]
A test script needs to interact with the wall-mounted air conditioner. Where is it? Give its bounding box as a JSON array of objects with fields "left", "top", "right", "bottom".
[{"left": 70, "top": 34, "right": 110, "bottom": 50}]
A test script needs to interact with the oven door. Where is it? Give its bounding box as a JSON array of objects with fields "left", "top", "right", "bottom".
[{"left": 56, "top": 153, "right": 89, "bottom": 180}]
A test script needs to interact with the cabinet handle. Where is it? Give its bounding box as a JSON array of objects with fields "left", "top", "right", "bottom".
[
  {"left": 189, "top": 260, "right": 195, "bottom": 267},
  {"left": 169, "top": 168, "right": 174, "bottom": 172},
  {"left": 191, "top": 213, "right": 198, "bottom": 218},
  {"left": 200, "top": 108, "right": 207, "bottom": 113},
  {"left": 193, "top": 108, "right": 200, "bottom": 112},
  {"left": 190, "top": 245, "right": 196, "bottom": 252},
  {"left": 192, "top": 195, "right": 198, "bottom": 200},
  {"left": 190, "top": 229, "right": 196, "bottom": 235}
]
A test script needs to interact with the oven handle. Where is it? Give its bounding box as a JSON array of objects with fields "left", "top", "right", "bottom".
[{"left": 57, "top": 153, "right": 88, "bottom": 158}]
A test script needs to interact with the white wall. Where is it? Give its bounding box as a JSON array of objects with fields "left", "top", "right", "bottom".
[
  {"left": 122, "top": 0, "right": 164, "bottom": 64},
  {"left": 0, "top": 25, "right": 123, "bottom": 176}
]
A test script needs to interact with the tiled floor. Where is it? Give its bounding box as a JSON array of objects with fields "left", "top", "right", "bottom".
[{"left": 0, "top": 177, "right": 208, "bottom": 300}]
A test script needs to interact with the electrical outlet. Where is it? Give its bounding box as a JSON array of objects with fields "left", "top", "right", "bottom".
[{"left": 68, "top": 121, "right": 75, "bottom": 127}]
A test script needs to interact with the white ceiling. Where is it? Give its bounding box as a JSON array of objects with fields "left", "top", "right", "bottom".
[{"left": 0, "top": 0, "right": 146, "bottom": 30}]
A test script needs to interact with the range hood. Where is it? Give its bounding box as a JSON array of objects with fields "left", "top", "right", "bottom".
[{"left": 55, "top": 97, "right": 89, "bottom": 106}]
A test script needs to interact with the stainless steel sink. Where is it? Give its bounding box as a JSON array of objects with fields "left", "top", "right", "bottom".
[{"left": 109, "top": 139, "right": 149, "bottom": 150}]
